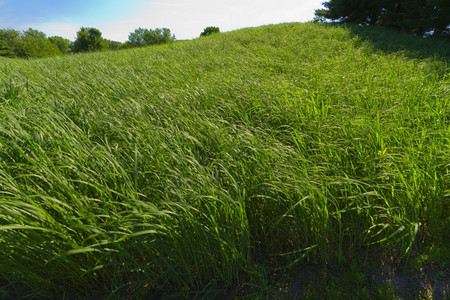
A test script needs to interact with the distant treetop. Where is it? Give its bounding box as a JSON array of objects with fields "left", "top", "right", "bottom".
[
  {"left": 200, "top": 26, "right": 220, "bottom": 37},
  {"left": 0, "top": 28, "right": 63, "bottom": 58},
  {"left": 127, "top": 28, "right": 175, "bottom": 47},
  {"left": 0, "top": 25, "right": 178, "bottom": 58},
  {"left": 71, "top": 27, "right": 108, "bottom": 53}
]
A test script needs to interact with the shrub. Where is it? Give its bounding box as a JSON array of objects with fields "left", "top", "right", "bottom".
[{"left": 200, "top": 26, "right": 220, "bottom": 37}]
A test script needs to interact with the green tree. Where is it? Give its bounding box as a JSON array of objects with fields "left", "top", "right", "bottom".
[
  {"left": 14, "top": 28, "right": 61, "bottom": 58},
  {"left": 0, "top": 29, "right": 20, "bottom": 46},
  {"left": 0, "top": 29, "right": 20, "bottom": 56},
  {"left": 315, "top": 0, "right": 382, "bottom": 25},
  {"left": 128, "top": 27, "right": 146, "bottom": 47},
  {"left": 49, "top": 36, "right": 70, "bottom": 54},
  {"left": 71, "top": 27, "right": 108, "bottom": 53},
  {"left": 128, "top": 27, "right": 175, "bottom": 47},
  {"left": 200, "top": 26, "right": 220, "bottom": 37},
  {"left": 0, "top": 39, "right": 15, "bottom": 58},
  {"left": 120, "top": 41, "right": 134, "bottom": 49},
  {"left": 315, "top": 0, "right": 450, "bottom": 37},
  {"left": 106, "top": 39, "right": 122, "bottom": 51},
  {"left": 378, "top": 0, "right": 450, "bottom": 36},
  {"left": 159, "top": 28, "right": 175, "bottom": 43}
]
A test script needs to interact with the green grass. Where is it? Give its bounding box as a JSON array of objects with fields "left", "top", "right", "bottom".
[{"left": 0, "top": 22, "right": 449, "bottom": 298}]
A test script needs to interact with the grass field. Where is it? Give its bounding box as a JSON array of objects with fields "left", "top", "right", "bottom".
[{"left": 0, "top": 23, "right": 449, "bottom": 298}]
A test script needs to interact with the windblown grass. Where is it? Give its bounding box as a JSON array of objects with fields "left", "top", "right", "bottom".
[{"left": 0, "top": 23, "right": 448, "bottom": 298}]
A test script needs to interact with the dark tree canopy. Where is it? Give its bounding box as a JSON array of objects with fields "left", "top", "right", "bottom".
[
  {"left": 128, "top": 28, "right": 175, "bottom": 47},
  {"left": 200, "top": 26, "right": 220, "bottom": 37},
  {"left": 71, "top": 27, "right": 108, "bottom": 53},
  {"left": 315, "top": 0, "right": 450, "bottom": 37}
]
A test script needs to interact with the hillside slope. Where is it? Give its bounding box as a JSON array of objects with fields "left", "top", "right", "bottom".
[{"left": 0, "top": 23, "right": 449, "bottom": 298}]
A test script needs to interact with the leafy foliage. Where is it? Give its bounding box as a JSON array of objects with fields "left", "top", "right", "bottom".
[
  {"left": 49, "top": 36, "right": 70, "bottom": 54},
  {"left": 106, "top": 39, "right": 122, "bottom": 51},
  {"left": 71, "top": 27, "right": 109, "bottom": 53},
  {"left": 0, "top": 29, "right": 20, "bottom": 57},
  {"left": 0, "top": 28, "right": 67, "bottom": 58},
  {"left": 316, "top": 0, "right": 450, "bottom": 37},
  {"left": 0, "top": 40, "right": 15, "bottom": 58},
  {"left": 0, "top": 26, "right": 177, "bottom": 58},
  {"left": 127, "top": 27, "right": 175, "bottom": 47},
  {"left": 200, "top": 26, "right": 220, "bottom": 37},
  {"left": 0, "top": 29, "right": 20, "bottom": 47},
  {"left": 14, "top": 28, "right": 62, "bottom": 58}
]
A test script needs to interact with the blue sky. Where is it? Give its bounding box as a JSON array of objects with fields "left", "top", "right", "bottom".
[{"left": 0, "top": 0, "right": 324, "bottom": 41}]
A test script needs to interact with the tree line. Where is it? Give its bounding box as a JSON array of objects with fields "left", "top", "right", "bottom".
[
  {"left": 0, "top": 26, "right": 176, "bottom": 59},
  {"left": 315, "top": 0, "right": 449, "bottom": 38}
]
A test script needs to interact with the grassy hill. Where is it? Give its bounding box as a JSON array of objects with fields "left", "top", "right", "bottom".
[{"left": 0, "top": 23, "right": 449, "bottom": 298}]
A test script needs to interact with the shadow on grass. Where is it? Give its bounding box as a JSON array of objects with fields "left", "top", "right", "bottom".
[{"left": 343, "top": 24, "right": 450, "bottom": 62}]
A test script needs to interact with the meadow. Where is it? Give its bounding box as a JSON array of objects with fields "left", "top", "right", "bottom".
[{"left": 0, "top": 23, "right": 449, "bottom": 298}]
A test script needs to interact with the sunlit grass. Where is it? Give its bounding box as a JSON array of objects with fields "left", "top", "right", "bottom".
[{"left": 0, "top": 22, "right": 448, "bottom": 298}]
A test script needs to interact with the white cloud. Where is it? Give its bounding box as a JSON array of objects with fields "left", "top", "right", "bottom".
[{"left": 26, "top": 0, "right": 324, "bottom": 41}]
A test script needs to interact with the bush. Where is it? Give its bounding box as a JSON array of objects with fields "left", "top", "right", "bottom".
[{"left": 200, "top": 26, "right": 220, "bottom": 37}]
